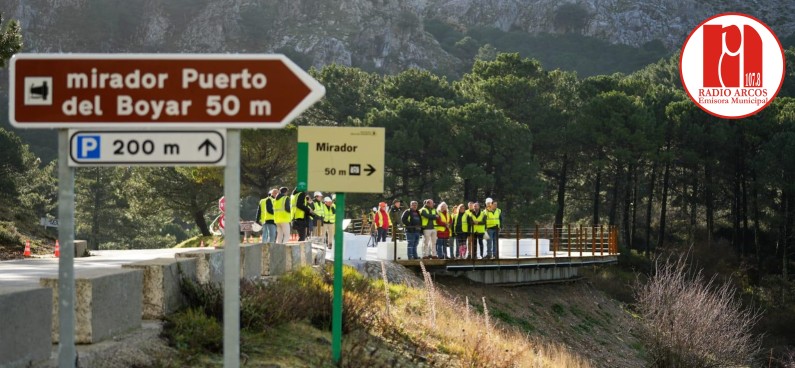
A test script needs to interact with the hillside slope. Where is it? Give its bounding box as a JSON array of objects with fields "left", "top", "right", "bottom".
[{"left": 2, "top": 0, "right": 793, "bottom": 75}]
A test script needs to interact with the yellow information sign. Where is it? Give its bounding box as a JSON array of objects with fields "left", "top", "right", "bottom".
[{"left": 297, "top": 126, "right": 385, "bottom": 193}]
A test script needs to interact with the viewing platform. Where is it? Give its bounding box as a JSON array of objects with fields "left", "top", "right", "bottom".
[{"left": 335, "top": 223, "right": 620, "bottom": 284}]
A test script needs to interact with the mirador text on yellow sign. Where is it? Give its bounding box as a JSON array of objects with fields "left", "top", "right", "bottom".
[{"left": 297, "top": 126, "right": 385, "bottom": 193}]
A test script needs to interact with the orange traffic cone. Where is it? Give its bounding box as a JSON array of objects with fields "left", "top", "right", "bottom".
[
  {"left": 23, "top": 240, "right": 31, "bottom": 257},
  {"left": 54, "top": 240, "right": 60, "bottom": 258}
]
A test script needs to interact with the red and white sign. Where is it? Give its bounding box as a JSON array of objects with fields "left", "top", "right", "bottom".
[
  {"left": 219, "top": 196, "right": 226, "bottom": 213},
  {"left": 680, "top": 13, "right": 785, "bottom": 119},
  {"left": 9, "top": 54, "right": 325, "bottom": 128}
]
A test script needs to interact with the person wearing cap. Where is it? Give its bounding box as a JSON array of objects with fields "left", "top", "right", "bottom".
[
  {"left": 374, "top": 202, "right": 391, "bottom": 243},
  {"left": 322, "top": 197, "right": 336, "bottom": 248},
  {"left": 388, "top": 199, "right": 403, "bottom": 240},
  {"left": 401, "top": 201, "right": 422, "bottom": 259},
  {"left": 312, "top": 191, "right": 325, "bottom": 237},
  {"left": 419, "top": 199, "right": 438, "bottom": 258},
  {"left": 274, "top": 187, "right": 291, "bottom": 243},
  {"left": 484, "top": 198, "right": 502, "bottom": 259}
]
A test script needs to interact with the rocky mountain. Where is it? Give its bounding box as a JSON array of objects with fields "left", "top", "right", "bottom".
[{"left": 2, "top": 0, "right": 794, "bottom": 76}]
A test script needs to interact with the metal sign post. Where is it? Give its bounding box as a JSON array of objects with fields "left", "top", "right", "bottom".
[
  {"left": 57, "top": 130, "right": 76, "bottom": 368},
  {"left": 332, "top": 192, "right": 345, "bottom": 363},
  {"left": 223, "top": 130, "right": 241, "bottom": 367}
]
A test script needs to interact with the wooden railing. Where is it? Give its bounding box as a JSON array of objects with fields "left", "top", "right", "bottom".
[{"left": 346, "top": 217, "right": 619, "bottom": 260}]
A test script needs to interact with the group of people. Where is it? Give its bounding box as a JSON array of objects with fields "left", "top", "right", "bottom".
[
  {"left": 372, "top": 198, "right": 503, "bottom": 260},
  {"left": 256, "top": 188, "right": 337, "bottom": 247},
  {"left": 256, "top": 187, "right": 503, "bottom": 260}
]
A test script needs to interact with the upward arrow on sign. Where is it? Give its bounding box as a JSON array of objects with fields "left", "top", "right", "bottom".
[
  {"left": 9, "top": 54, "right": 326, "bottom": 129},
  {"left": 198, "top": 139, "right": 217, "bottom": 156}
]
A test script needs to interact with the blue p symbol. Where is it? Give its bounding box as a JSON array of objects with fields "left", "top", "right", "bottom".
[{"left": 77, "top": 136, "right": 100, "bottom": 159}]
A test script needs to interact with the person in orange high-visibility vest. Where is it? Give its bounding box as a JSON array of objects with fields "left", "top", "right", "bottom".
[{"left": 374, "top": 202, "right": 391, "bottom": 243}]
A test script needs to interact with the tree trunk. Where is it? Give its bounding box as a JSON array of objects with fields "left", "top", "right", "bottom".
[
  {"left": 593, "top": 170, "right": 601, "bottom": 226},
  {"left": 657, "top": 161, "right": 671, "bottom": 250},
  {"left": 705, "top": 162, "right": 715, "bottom": 247},
  {"left": 751, "top": 168, "right": 761, "bottom": 264},
  {"left": 622, "top": 163, "right": 633, "bottom": 250},
  {"left": 631, "top": 166, "right": 639, "bottom": 251},
  {"left": 555, "top": 155, "right": 569, "bottom": 227},
  {"left": 609, "top": 162, "right": 621, "bottom": 226},
  {"left": 645, "top": 158, "right": 658, "bottom": 257},
  {"left": 689, "top": 171, "right": 698, "bottom": 248},
  {"left": 194, "top": 209, "right": 211, "bottom": 236},
  {"left": 741, "top": 165, "right": 749, "bottom": 257},
  {"left": 91, "top": 168, "right": 102, "bottom": 250}
]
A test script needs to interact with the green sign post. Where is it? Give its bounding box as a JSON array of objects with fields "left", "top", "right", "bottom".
[{"left": 297, "top": 126, "right": 385, "bottom": 364}]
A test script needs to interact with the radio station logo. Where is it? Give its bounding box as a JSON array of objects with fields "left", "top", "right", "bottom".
[{"left": 680, "top": 13, "right": 785, "bottom": 119}]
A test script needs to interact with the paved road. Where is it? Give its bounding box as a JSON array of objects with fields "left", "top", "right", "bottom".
[{"left": 0, "top": 248, "right": 203, "bottom": 287}]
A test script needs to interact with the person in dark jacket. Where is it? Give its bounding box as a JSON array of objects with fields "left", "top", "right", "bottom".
[
  {"left": 401, "top": 201, "right": 422, "bottom": 260},
  {"left": 292, "top": 187, "right": 315, "bottom": 241}
]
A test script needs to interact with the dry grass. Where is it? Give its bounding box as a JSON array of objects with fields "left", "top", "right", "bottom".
[
  {"left": 365, "top": 261, "right": 593, "bottom": 368},
  {"left": 168, "top": 263, "right": 595, "bottom": 367}
]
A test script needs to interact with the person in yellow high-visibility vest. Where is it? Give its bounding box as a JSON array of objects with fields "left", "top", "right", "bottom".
[
  {"left": 291, "top": 187, "right": 315, "bottom": 241},
  {"left": 312, "top": 191, "right": 325, "bottom": 237},
  {"left": 273, "top": 187, "right": 291, "bottom": 244},
  {"left": 484, "top": 198, "right": 502, "bottom": 259},
  {"left": 257, "top": 188, "right": 278, "bottom": 243},
  {"left": 466, "top": 202, "right": 487, "bottom": 259},
  {"left": 419, "top": 199, "right": 438, "bottom": 258}
]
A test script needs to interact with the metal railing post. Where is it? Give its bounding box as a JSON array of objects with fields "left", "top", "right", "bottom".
[
  {"left": 535, "top": 224, "right": 539, "bottom": 259},
  {"left": 516, "top": 223, "right": 520, "bottom": 259},
  {"left": 567, "top": 224, "right": 571, "bottom": 258}
]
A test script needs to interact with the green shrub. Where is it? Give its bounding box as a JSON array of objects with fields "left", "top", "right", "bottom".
[
  {"left": 0, "top": 221, "right": 22, "bottom": 246},
  {"left": 162, "top": 308, "right": 222, "bottom": 356}
]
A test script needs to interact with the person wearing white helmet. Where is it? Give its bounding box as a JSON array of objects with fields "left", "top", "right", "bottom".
[
  {"left": 312, "top": 191, "right": 325, "bottom": 237},
  {"left": 322, "top": 196, "right": 336, "bottom": 248}
]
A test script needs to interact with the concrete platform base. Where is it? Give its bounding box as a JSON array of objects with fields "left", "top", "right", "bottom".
[
  {"left": 463, "top": 266, "right": 579, "bottom": 284},
  {"left": 40, "top": 268, "right": 143, "bottom": 344},
  {"left": 0, "top": 286, "right": 53, "bottom": 368},
  {"left": 122, "top": 258, "right": 198, "bottom": 319}
]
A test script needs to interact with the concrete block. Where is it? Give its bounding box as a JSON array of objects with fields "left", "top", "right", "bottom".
[
  {"left": 262, "top": 243, "right": 287, "bottom": 276},
  {"left": 74, "top": 240, "right": 88, "bottom": 257},
  {"left": 0, "top": 286, "right": 52, "bottom": 367},
  {"left": 338, "top": 233, "right": 368, "bottom": 260},
  {"left": 175, "top": 248, "right": 224, "bottom": 285},
  {"left": 40, "top": 268, "right": 143, "bottom": 344},
  {"left": 240, "top": 244, "right": 262, "bottom": 279},
  {"left": 122, "top": 258, "right": 197, "bottom": 319},
  {"left": 377, "top": 241, "right": 407, "bottom": 260},
  {"left": 498, "top": 238, "right": 550, "bottom": 258},
  {"left": 285, "top": 242, "right": 312, "bottom": 271},
  {"left": 311, "top": 245, "right": 326, "bottom": 265}
]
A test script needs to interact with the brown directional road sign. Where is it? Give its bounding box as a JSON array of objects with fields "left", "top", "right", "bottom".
[{"left": 9, "top": 54, "right": 325, "bottom": 129}]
